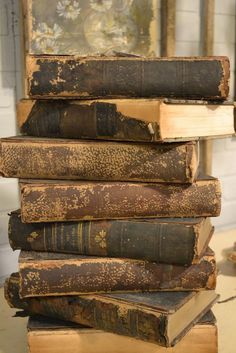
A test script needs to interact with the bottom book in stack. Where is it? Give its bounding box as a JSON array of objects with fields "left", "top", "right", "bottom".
[
  {"left": 27, "top": 312, "right": 218, "bottom": 353},
  {"left": 5, "top": 271, "right": 218, "bottom": 348}
]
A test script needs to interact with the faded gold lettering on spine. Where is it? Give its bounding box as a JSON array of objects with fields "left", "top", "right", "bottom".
[
  {"left": 95, "top": 230, "right": 107, "bottom": 249},
  {"left": 43, "top": 226, "right": 46, "bottom": 251},
  {"left": 78, "top": 223, "right": 83, "bottom": 252},
  {"left": 52, "top": 224, "right": 56, "bottom": 252},
  {"left": 87, "top": 222, "right": 92, "bottom": 254},
  {"left": 60, "top": 224, "right": 65, "bottom": 250},
  {"left": 70, "top": 225, "right": 76, "bottom": 248}
]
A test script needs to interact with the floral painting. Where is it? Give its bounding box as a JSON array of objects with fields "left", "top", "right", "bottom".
[{"left": 25, "top": 0, "right": 156, "bottom": 56}]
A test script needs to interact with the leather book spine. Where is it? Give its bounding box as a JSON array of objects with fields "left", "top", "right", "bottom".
[
  {"left": 17, "top": 99, "right": 161, "bottom": 142},
  {"left": 4, "top": 273, "right": 28, "bottom": 310},
  {"left": 0, "top": 138, "right": 198, "bottom": 183},
  {"left": 18, "top": 251, "right": 216, "bottom": 297},
  {"left": 9, "top": 211, "right": 211, "bottom": 265},
  {"left": 20, "top": 179, "right": 221, "bottom": 223},
  {"left": 26, "top": 56, "right": 229, "bottom": 100}
]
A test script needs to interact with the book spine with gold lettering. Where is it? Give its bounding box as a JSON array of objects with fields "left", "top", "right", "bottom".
[{"left": 9, "top": 211, "right": 213, "bottom": 265}]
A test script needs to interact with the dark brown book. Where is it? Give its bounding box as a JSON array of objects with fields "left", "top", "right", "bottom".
[
  {"left": 26, "top": 56, "right": 229, "bottom": 100},
  {"left": 5, "top": 273, "right": 218, "bottom": 347},
  {"left": 9, "top": 211, "right": 213, "bottom": 265},
  {"left": 17, "top": 99, "right": 234, "bottom": 142},
  {"left": 0, "top": 137, "right": 199, "bottom": 183},
  {"left": 18, "top": 248, "right": 216, "bottom": 297},
  {"left": 19, "top": 177, "right": 221, "bottom": 223},
  {"left": 27, "top": 312, "right": 218, "bottom": 353}
]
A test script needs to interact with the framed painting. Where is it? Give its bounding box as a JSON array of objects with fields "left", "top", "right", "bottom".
[{"left": 22, "top": 0, "right": 158, "bottom": 56}]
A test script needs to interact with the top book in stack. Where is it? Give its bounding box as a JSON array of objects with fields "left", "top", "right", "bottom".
[
  {"left": 26, "top": 56, "right": 230, "bottom": 100},
  {"left": 23, "top": 2, "right": 230, "bottom": 100}
]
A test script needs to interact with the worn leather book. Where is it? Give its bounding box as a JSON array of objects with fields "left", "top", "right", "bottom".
[
  {"left": 5, "top": 273, "right": 218, "bottom": 347},
  {"left": 0, "top": 137, "right": 199, "bottom": 183},
  {"left": 27, "top": 312, "right": 218, "bottom": 353},
  {"left": 19, "top": 177, "right": 221, "bottom": 223},
  {"left": 17, "top": 99, "right": 234, "bottom": 142},
  {"left": 9, "top": 211, "right": 213, "bottom": 265},
  {"left": 26, "top": 56, "right": 229, "bottom": 100},
  {"left": 18, "top": 248, "right": 216, "bottom": 297}
]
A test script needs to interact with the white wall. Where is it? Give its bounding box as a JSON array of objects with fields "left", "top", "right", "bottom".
[
  {"left": 175, "top": 0, "right": 236, "bottom": 231},
  {"left": 0, "top": 0, "right": 235, "bottom": 282},
  {"left": 212, "top": 0, "right": 236, "bottom": 231}
]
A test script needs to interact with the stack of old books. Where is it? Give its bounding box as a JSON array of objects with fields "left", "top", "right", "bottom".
[
  {"left": 2, "top": 57, "right": 234, "bottom": 353},
  {"left": 1, "top": 2, "right": 235, "bottom": 353}
]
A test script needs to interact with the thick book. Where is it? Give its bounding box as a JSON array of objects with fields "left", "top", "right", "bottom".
[
  {"left": 27, "top": 312, "right": 218, "bottom": 353},
  {"left": 5, "top": 273, "right": 218, "bottom": 347},
  {"left": 17, "top": 99, "right": 234, "bottom": 142},
  {"left": 18, "top": 248, "right": 216, "bottom": 297},
  {"left": 9, "top": 211, "right": 213, "bottom": 265},
  {"left": 19, "top": 177, "right": 221, "bottom": 223},
  {"left": 26, "top": 56, "right": 229, "bottom": 100},
  {"left": 0, "top": 137, "right": 199, "bottom": 183},
  {"left": 23, "top": 0, "right": 156, "bottom": 56}
]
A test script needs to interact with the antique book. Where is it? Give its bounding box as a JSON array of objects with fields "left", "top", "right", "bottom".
[
  {"left": 18, "top": 248, "right": 216, "bottom": 297},
  {"left": 27, "top": 312, "right": 218, "bottom": 353},
  {"left": 19, "top": 177, "right": 221, "bottom": 223},
  {"left": 17, "top": 99, "right": 234, "bottom": 142},
  {"left": 0, "top": 137, "right": 199, "bottom": 183},
  {"left": 9, "top": 211, "right": 213, "bottom": 265},
  {"left": 23, "top": 0, "right": 157, "bottom": 56},
  {"left": 26, "top": 56, "right": 229, "bottom": 100},
  {"left": 5, "top": 273, "right": 218, "bottom": 346}
]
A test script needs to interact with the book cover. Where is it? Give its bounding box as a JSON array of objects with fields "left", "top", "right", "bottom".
[
  {"left": 19, "top": 177, "right": 221, "bottom": 223},
  {"left": 0, "top": 137, "right": 198, "bottom": 183},
  {"left": 9, "top": 211, "right": 213, "bottom": 265},
  {"left": 26, "top": 56, "right": 229, "bottom": 100},
  {"left": 18, "top": 248, "right": 216, "bottom": 297}
]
